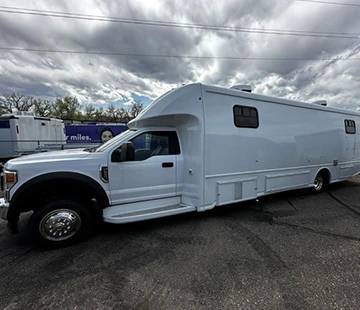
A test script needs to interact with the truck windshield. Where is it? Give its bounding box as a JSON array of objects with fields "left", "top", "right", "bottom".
[{"left": 95, "top": 129, "right": 135, "bottom": 152}]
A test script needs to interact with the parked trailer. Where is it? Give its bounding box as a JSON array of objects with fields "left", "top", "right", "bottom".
[
  {"left": 0, "top": 114, "right": 65, "bottom": 160},
  {"left": 64, "top": 123, "right": 128, "bottom": 149},
  {"left": 1, "top": 82, "right": 360, "bottom": 247}
]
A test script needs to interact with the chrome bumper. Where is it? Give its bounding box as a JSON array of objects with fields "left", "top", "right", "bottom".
[{"left": 0, "top": 198, "right": 9, "bottom": 220}]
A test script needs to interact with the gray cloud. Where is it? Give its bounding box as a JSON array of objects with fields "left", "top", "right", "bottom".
[{"left": 0, "top": 0, "right": 359, "bottom": 110}]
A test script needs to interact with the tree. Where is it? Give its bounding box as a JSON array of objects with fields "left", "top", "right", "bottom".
[
  {"left": 128, "top": 101, "right": 144, "bottom": 119},
  {"left": 105, "top": 104, "right": 127, "bottom": 122},
  {"left": 93, "top": 107, "right": 107, "bottom": 122},
  {"left": 83, "top": 104, "right": 96, "bottom": 120},
  {"left": 0, "top": 92, "right": 145, "bottom": 121},
  {"left": 0, "top": 93, "right": 34, "bottom": 113},
  {"left": 0, "top": 106, "right": 8, "bottom": 116},
  {"left": 0, "top": 95, "right": 13, "bottom": 114},
  {"left": 51, "top": 96, "right": 81, "bottom": 119},
  {"left": 32, "top": 99, "right": 52, "bottom": 117}
]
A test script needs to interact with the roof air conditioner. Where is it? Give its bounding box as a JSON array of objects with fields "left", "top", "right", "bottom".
[
  {"left": 230, "top": 85, "right": 252, "bottom": 92},
  {"left": 313, "top": 100, "right": 327, "bottom": 106}
]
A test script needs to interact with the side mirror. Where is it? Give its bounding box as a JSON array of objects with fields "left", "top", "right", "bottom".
[{"left": 120, "top": 141, "right": 135, "bottom": 161}]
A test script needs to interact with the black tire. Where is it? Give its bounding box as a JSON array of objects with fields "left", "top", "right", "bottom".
[
  {"left": 313, "top": 171, "right": 327, "bottom": 193},
  {"left": 28, "top": 200, "right": 93, "bottom": 248}
]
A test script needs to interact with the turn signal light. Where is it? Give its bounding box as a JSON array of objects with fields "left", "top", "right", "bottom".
[{"left": 6, "top": 173, "right": 16, "bottom": 183}]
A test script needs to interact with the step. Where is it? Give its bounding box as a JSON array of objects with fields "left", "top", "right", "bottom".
[{"left": 103, "top": 204, "right": 196, "bottom": 224}]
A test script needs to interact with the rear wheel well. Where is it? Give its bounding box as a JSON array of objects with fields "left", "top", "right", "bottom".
[{"left": 318, "top": 168, "right": 331, "bottom": 185}]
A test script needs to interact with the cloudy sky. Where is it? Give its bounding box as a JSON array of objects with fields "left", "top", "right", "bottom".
[{"left": 0, "top": 0, "right": 360, "bottom": 110}]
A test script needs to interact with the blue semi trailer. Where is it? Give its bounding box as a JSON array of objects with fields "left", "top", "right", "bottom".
[{"left": 65, "top": 123, "right": 128, "bottom": 145}]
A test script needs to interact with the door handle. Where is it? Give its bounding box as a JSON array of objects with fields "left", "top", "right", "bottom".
[{"left": 162, "top": 162, "right": 174, "bottom": 168}]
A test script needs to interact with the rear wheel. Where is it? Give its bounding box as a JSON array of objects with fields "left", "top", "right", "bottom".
[
  {"left": 313, "top": 171, "right": 328, "bottom": 193},
  {"left": 28, "top": 200, "right": 92, "bottom": 248}
]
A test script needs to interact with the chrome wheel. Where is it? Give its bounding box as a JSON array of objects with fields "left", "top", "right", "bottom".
[
  {"left": 39, "top": 209, "right": 82, "bottom": 241},
  {"left": 314, "top": 173, "right": 323, "bottom": 191}
]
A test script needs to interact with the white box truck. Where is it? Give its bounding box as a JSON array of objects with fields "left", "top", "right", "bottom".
[
  {"left": 0, "top": 113, "right": 66, "bottom": 160},
  {"left": 1, "top": 83, "right": 360, "bottom": 247}
]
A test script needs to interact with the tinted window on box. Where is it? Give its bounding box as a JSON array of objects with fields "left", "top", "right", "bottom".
[
  {"left": 233, "top": 105, "right": 259, "bottom": 128},
  {"left": 345, "top": 119, "right": 356, "bottom": 134}
]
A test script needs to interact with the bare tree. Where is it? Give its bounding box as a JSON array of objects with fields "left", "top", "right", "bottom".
[
  {"left": 105, "top": 104, "right": 127, "bottom": 122},
  {"left": 0, "top": 94, "right": 15, "bottom": 113},
  {"left": 93, "top": 107, "right": 106, "bottom": 122},
  {"left": 128, "top": 101, "right": 144, "bottom": 119},
  {"left": 32, "top": 99, "right": 52, "bottom": 117},
  {"left": 0, "top": 106, "right": 9, "bottom": 116},
  {"left": 0, "top": 93, "right": 34, "bottom": 112}
]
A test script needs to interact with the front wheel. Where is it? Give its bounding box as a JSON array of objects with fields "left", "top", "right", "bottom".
[{"left": 28, "top": 200, "right": 92, "bottom": 248}]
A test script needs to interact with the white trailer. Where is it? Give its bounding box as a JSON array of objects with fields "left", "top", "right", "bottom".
[{"left": 0, "top": 113, "right": 66, "bottom": 160}]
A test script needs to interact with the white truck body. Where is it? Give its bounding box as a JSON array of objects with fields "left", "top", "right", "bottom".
[
  {"left": 1, "top": 83, "right": 360, "bottom": 246},
  {"left": 0, "top": 114, "right": 66, "bottom": 159}
]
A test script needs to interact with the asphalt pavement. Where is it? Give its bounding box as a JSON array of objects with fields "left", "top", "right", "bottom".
[{"left": 0, "top": 178, "right": 360, "bottom": 310}]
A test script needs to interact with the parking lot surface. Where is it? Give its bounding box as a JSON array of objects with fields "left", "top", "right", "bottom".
[{"left": 0, "top": 178, "right": 360, "bottom": 310}]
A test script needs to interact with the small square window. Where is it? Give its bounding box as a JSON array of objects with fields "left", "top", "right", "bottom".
[
  {"left": 233, "top": 105, "right": 259, "bottom": 129},
  {"left": 345, "top": 119, "right": 356, "bottom": 134}
]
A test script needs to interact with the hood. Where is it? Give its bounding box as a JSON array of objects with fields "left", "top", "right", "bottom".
[{"left": 5, "top": 148, "right": 91, "bottom": 168}]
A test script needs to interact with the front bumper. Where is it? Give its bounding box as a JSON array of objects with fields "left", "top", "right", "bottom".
[{"left": 0, "top": 198, "right": 9, "bottom": 220}]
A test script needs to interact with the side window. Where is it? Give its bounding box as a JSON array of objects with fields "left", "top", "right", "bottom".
[
  {"left": 130, "top": 131, "right": 180, "bottom": 161},
  {"left": 0, "top": 120, "right": 10, "bottom": 128},
  {"left": 345, "top": 119, "right": 356, "bottom": 134},
  {"left": 233, "top": 105, "right": 259, "bottom": 128}
]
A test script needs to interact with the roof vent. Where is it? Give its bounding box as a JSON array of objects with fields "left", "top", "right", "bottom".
[
  {"left": 313, "top": 100, "right": 327, "bottom": 106},
  {"left": 230, "top": 85, "right": 252, "bottom": 92}
]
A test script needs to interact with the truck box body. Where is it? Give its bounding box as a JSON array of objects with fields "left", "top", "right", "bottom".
[{"left": 0, "top": 114, "right": 65, "bottom": 159}]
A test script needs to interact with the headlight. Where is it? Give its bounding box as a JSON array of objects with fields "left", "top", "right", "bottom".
[{"left": 4, "top": 170, "right": 17, "bottom": 190}]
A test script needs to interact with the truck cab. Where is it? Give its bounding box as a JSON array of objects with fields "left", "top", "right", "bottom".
[{"left": 0, "top": 84, "right": 204, "bottom": 248}]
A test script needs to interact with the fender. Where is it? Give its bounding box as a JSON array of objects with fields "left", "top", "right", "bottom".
[{"left": 11, "top": 172, "right": 110, "bottom": 208}]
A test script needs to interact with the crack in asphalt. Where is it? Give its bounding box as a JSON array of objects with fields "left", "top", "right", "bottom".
[
  {"left": 286, "top": 198, "right": 298, "bottom": 212},
  {"left": 327, "top": 192, "right": 360, "bottom": 218},
  {"left": 255, "top": 194, "right": 360, "bottom": 242},
  {"left": 273, "top": 221, "right": 360, "bottom": 242}
]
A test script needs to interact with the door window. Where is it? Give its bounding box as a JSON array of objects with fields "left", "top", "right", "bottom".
[{"left": 130, "top": 131, "right": 180, "bottom": 161}]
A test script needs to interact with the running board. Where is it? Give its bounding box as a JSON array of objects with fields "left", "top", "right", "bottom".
[{"left": 103, "top": 204, "right": 196, "bottom": 224}]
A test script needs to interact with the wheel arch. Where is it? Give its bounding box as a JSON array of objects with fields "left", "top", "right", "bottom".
[
  {"left": 314, "top": 167, "right": 331, "bottom": 184},
  {"left": 10, "top": 172, "right": 110, "bottom": 215}
]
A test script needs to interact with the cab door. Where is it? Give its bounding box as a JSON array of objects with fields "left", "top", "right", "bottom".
[{"left": 108, "top": 130, "right": 181, "bottom": 205}]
